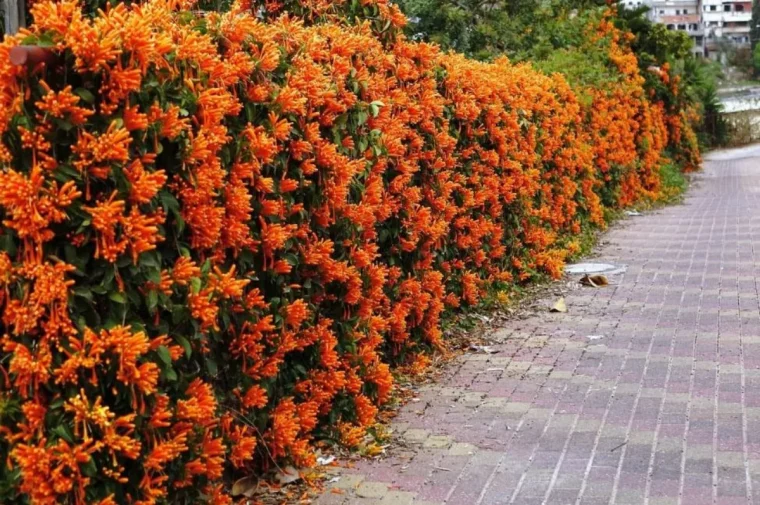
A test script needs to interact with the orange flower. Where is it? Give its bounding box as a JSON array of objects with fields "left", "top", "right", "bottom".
[
  {"left": 36, "top": 82, "right": 94, "bottom": 125},
  {"left": 177, "top": 379, "right": 218, "bottom": 428},
  {"left": 72, "top": 123, "right": 132, "bottom": 179},
  {"left": 124, "top": 159, "right": 167, "bottom": 204}
]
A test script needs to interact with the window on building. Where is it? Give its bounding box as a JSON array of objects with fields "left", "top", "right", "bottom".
[
  {"left": 667, "top": 24, "right": 675, "bottom": 30},
  {"left": 675, "top": 9, "right": 680, "bottom": 15},
  {"left": 709, "top": 5, "right": 716, "bottom": 11},
  {"left": 678, "top": 24, "right": 687, "bottom": 30},
  {"left": 724, "top": 4, "right": 731, "bottom": 11},
  {"left": 684, "top": 9, "right": 688, "bottom": 14},
  {"left": 736, "top": 5, "right": 744, "bottom": 11}
]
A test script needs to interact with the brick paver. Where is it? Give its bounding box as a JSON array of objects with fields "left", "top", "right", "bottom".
[{"left": 315, "top": 148, "right": 760, "bottom": 504}]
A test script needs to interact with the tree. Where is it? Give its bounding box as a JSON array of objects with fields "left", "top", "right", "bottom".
[{"left": 398, "top": 0, "right": 606, "bottom": 60}]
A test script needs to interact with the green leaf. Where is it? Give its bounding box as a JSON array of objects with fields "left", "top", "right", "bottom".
[
  {"left": 369, "top": 100, "right": 385, "bottom": 118},
  {"left": 72, "top": 287, "right": 93, "bottom": 301},
  {"left": 200, "top": 259, "right": 211, "bottom": 275},
  {"left": 171, "top": 305, "right": 189, "bottom": 325},
  {"left": 176, "top": 335, "right": 192, "bottom": 358},
  {"left": 146, "top": 290, "right": 159, "bottom": 312},
  {"left": 190, "top": 277, "right": 201, "bottom": 294},
  {"left": 49, "top": 398, "right": 65, "bottom": 410},
  {"left": 164, "top": 367, "right": 178, "bottom": 381},
  {"left": 0, "top": 233, "right": 17, "bottom": 255},
  {"left": 74, "top": 88, "right": 95, "bottom": 105},
  {"left": 116, "top": 256, "right": 132, "bottom": 268},
  {"left": 159, "top": 192, "right": 180, "bottom": 214},
  {"left": 139, "top": 252, "right": 160, "bottom": 269},
  {"left": 36, "top": 33, "right": 56, "bottom": 48},
  {"left": 205, "top": 357, "right": 218, "bottom": 376},
  {"left": 109, "top": 292, "right": 126, "bottom": 304},
  {"left": 56, "top": 164, "right": 81, "bottom": 180},
  {"left": 51, "top": 424, "right": 74, "bottom": 443},
  {"left": 156, "top": 345, "right": 172, "bottom": 365},
  {"left": 81, "top": 456, "right": 98, "bottom": 478},
  {"left": 55, "top": 118, "right": 75, "bottom": 132}
]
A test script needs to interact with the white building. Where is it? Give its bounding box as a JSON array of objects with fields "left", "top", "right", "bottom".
[
  {"left": 630, "top": 0, "right": 753, "bottom": 59},
  {"left": 702, "top": 0, "right": 752, "bottom": 57},
  {"left": 647, "top": 0, "right": 706, "bottom": 56}
]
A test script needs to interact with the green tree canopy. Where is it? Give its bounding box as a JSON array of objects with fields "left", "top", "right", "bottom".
[{"left": 399, "top": 0, "right": 607, "bottom": 60}]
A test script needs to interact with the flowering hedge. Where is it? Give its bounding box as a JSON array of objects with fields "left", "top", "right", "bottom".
[{"left": 0, "top": 0, "right": 698, "bottom": 503}]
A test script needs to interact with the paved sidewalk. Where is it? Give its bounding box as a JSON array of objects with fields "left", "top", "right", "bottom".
[{"left": 316, "top": 147, "right": 760, "bottom": 505}]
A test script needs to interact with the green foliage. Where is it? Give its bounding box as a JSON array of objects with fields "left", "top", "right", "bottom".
[
  {"left": 537, "top": 47, "right": 618, "bottom": 95},
  {"left": 399, "top": 0, "right": 607, "bottom": 61},
  {"left": 397, "top": 0, "right": 726, "bottom": 148},
  {"left": 615, "top": 3, "right": 727, "bottom": 148},
  {"left": 730, "top": 46, "right": 754, "bottom": 75},
  {"left": 615, "top": 5, "right": 693, "bottom": 65},
  {"left": 754, "top": 43, "right": 760, "bottom": 72},
  {"left": 657, "top": 162, "right": 688, "bottom": 203},
  {"left": 680, "top": 58, "right": 729, "bottom": 147}
]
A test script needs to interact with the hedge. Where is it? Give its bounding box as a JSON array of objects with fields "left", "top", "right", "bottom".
[{"left": 0, "top": 0, "right": 699, "bottom": 503}]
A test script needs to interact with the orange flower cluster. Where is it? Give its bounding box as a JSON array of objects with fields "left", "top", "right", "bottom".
[{"left": 0, "top": 0, "right": 697, "bottom": 503}]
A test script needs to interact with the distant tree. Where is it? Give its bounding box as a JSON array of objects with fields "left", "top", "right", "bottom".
[
  {"left": 398, "top": 0, "right": 606, "bottom": 60},
  {"left": 752, "top": 0, "right": 760, "bottom": 75},
  {"left": 615, "top": 4, "right": 693, "bottom": 65}
]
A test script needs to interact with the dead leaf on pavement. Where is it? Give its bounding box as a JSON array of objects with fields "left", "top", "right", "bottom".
[
  {"left": 231, "top": 476, "right": 258, "bottom": 497},
  {"left": 580, "top": 274, "right": 608, "bottom": 287},
  {"left": 275, "top": 466, "right": 302, "bottom": 485},
  {"left": 551, "top": 298, "right": 567, "bottom": 313}
]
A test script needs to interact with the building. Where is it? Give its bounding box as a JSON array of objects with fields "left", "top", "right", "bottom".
[
  {"left": 647, "top": 0, "right": 706, "bottom": 56},
  {"left": 629, "top": 0, "right": 753, "bottom": 59},
  {"left": 703, "top": 0, "right": 752, "bottom": 57}
]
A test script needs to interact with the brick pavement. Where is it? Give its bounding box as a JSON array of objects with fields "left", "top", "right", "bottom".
[{"left": 315, "top": 147, "right": 760, "bottom": 504}]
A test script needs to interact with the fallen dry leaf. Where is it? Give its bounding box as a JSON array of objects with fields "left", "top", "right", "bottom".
[
  {"left": 550, "top": 297, "right": 567, "bottom": 313},
  {"left": 231, "top": 476, "right": 258, "bottom": 497},
  {"left": 275, "top": 466, "right": 302, "bottom": 485},
  {"left": 580, "top": 274, "right": 608, "bottom": 287}
]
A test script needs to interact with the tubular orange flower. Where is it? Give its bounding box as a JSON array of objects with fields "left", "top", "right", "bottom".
[{"left": 0, "top": 1, "right": 698, "bottom": 502}]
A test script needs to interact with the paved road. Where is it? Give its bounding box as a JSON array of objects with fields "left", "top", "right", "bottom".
[{"left": 316, "top": 147, "right": 760, "bottom": 505}]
